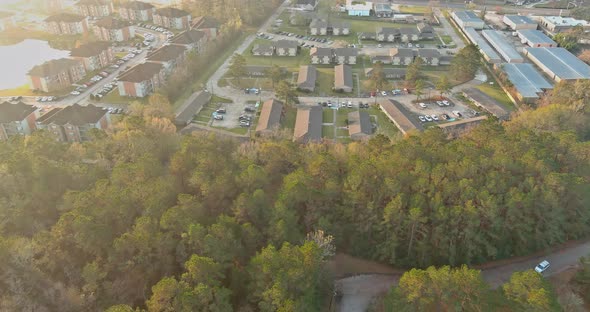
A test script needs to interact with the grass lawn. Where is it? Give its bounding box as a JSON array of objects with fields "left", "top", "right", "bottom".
[
  {"left": 281, "top": 106, "right": 297, "bottom": 130},
  {"left": 213, "top": 126, "right": 249, "bottom": 135},
  {"left": 368, "top": 106, "right": 401, "bottom": 138},
  {"left": 173, "top": 31, "right": 252, "bottom": 110},
  {"left": 440, "top": 35, "right": 453, "bottom": 44},
  {"left": 476, "top": 81, "right": 516, "bottom": 111},
  {"left": 224, "top": 77, "right": 276, "bottom": 91},
  {"left": 398, "top": 5, "right": 430, "bottom": 14},
  {"left": 336, "top": 108, "right": 354, "bottom": 126},
  {"left": 315, "top": 67, "right": 335, "bottom": 96},
  {"left": 0, "top": 85, "right": 39, "bottom": 97},
  {"left": 423, "top": 68, "right": 469, "bottom": 87},
  {"left": 322, "top": 125, "right": 335, "bottom": 139},
  {"left": 322, "top": 108, "right": 335, "bottom": 123},
  {"left": 336, "top": 128, "right": 349, "bottom": 137},
  {"left": 101, "top": 91, "right": 137, "bottom": 105},
  {"left": 211, "top": 95, "right": 233, "bottom": 103}
]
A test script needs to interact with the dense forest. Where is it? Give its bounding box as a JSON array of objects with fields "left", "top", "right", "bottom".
[{"left": 0, "top": 91, "right": 589, "bottom": 310}]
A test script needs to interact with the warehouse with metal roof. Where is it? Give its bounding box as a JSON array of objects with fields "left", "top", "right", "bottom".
[
  {"left": 517, "top": 29, "right": 557, "bottom": 48},
  {"left": 464, "top": 27, "right": 502, "bottom": 63},
  {"left": 501, "top": 63, "right": 553, "bottom": 103},
  {"left": 482, "top": 30, "right": 524, "bottom": 63},
  {"left": 524, "top": 47, "right": 590, "bottom": 82},
  {"left": 503, "top": 15, "right": 537, "bottom": 30},
  {"left": 452, "top": 10, "right": 485, "bottom": 29}
]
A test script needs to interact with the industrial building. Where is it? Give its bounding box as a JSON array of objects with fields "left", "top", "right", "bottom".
[
  {"left": 464, "top": 27, "right": 502, "bottom": 63},
  {"left": 502, "top": 15, "right": 537, "bottom": 30},
  {"left": 500, "top": 63, "right": 553, "bottom": 103},
  {"left": 517, "top": 29, "right": 557, "bottom": 48},
  {"left": 451, "top": 11, "right": 485, "bottom": 30},
  {"left": 524, "top": 47, "right": 590, "bottom": 82},
  {"left": 539, "top": 16, "right": 590, "bottom": 35},
  {"left": 481, "top": 30, "right": 524, "bottom": 63}
]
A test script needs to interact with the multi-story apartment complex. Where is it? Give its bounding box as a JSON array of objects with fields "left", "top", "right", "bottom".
[
  {"left": 27, "top": 58, "right": 86, "bottom": 92},
  {"left": 69, "top": 41, "right": 114, "bottom": 71},
  {"left": 44, "top": 13, "right": 88, "bottom": 35}
]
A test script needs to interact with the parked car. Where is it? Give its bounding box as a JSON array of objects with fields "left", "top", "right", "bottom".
[
  {"left": 70, "top": 91, "right": 81, "bottom": 96},
  {"left": 431, "top": 114, "right": 439, "bottom": 121},
  {"left": 213, "top": 114, "right": 223, "bottom": 120},
  {"left": 381, "top": 91, "right": 387, "bottom": 96},
  {"left": 535, "top": 260, "right": 550, "bottom": 273},
  {"left": 418, "top": 115, "right": 426, "bottom": 122},
  {"left": 244, "top": 106, "right": 255, "bottom": 112},
  {"left": 419, "top": 102, "right": 427, "bottom": 109},
  {"left": 436, "top": 101, "right": 444, "bottom": 107},
  {"left": 442, "top": 100, "right": 450, "bottom": 106},
  {"left": 216, "top": 108, "right": 226, "bottom": 114},
  {"left": 452, "top": 110, "right": 462, "bottom": 117},
  {"left": 424, "top": 115, "right": 433, "bottom": 122}
]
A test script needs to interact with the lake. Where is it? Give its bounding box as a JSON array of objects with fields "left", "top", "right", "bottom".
[{"left": 0, "top": 39, "right": 70, "bottom": 90}]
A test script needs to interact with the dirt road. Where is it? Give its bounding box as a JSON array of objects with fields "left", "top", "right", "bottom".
[{"left": 336, "top": 240, "right": 590, "bottom": 312}]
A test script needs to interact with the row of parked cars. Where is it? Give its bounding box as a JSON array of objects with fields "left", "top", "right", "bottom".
[
  {"left": 107, "top": 107, "right": 124, "bottom": 114},
  {"left": 418, "top": 100, "right": 451, "bottom": 109},
  {"left": 36, "top": 96, "right": 57, "bottom": 102},
  {"left": 418, "top": 111, "right": 462, "bottom": 123},
  {"left": 317, "top": 100, "right": 371, "bottom": 109},
  {"left": 93, "top": 80, "right": 117, "bottom": 99}
]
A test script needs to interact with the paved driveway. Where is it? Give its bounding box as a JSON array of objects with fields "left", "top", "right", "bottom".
[{"left": 336, "top": 240, "right": 590, "bottom": 312}]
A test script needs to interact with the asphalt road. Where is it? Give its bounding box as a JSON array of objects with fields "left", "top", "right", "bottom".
[{"left": 336, "top": 240, "right": 590, "bottom": 312}]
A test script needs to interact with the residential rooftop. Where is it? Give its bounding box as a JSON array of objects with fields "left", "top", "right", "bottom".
[
  {"left": 256, "top": 99, "right": 284, "bottom": 133},
  {"left": 119, "top": 1, "right": 154, "bottom": 9},
  {"left": 0, "top": 102, "right": 37, "bottom": 123},
  {"left": 453, "top": 10, "right": 484, "bottom": 24},
  {"left": 28, "top": 58, "right": 81, "bottom": 77},
  {"left": 45, "top": 13, "right": 86, "bottom": 23},
  {"left": 39, "top": 104, "right": 106, "bottom": 126},
  {"left": 379, "top": 99, "right": 423, "bottom": 134},
  {"left": 170, "top": 29, "right": 206, "bottom": 45},
  {"left": 334, "top": 64, "right": 353, "bottom": 89},
  {"left": 70, "top": 41, "right": 111, "bottom": 57},
  {"left": 118, "top": 62, "right": 163, "bottom": 82},
  {"left": 94, "top": 16, "right": 131, "bottom": 29},
  {"left": 76, "top": 0, "right": 110, "bottom": 5},
  {"left": 147, "top": 45, "right": 186, "bottom": 62},
  {"left": 155, "top": 7, "right": 190, "bottom": 18},
  {"left": 293, "top": 106, "right": 322, "bottom": 143},
  {"left": 348, "top": 110, "right": 372, "bottom": 137},
  {"left": 297, "top": 65, "right": 317, "bottom": 90}
]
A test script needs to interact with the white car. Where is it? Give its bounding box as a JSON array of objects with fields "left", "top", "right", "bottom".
[
  {"left": 436, "top": 101, "right": 444, "bottom": 107},
  {"left": 418, "top": 115, "right": 426, "bottom": 122},
  {"left": 70, "top": 91, "right": 81, "bottom": 96},
  {"left": 424, "top": 115, "right": 433, "bottom": 122},
  {"left": 442, "top": 100, "right": 450, "bottom": 106},
  {"left": 431, "top": 114, "right": 439, "bottom": 121},
  {"left": 419, "top": 102, "right": 427, "bottom": 108},
  {"left": 381, "top": 91, "right": 387, "bottom": 96},
  {"left": 535, "top": 260, "right": 550, "bottom": 273}
]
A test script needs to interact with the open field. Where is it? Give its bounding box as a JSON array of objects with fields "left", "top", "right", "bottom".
[
  {"left": 322, "top": 125, "right": 334, "bottom": 139},
  {"left": 0, "top": 84, "right": 37, "bottom": 97},
  {"left": 476, "top": 80, "right": 515, "bottom": 111},
  {"left": 399, "top": 5, "right": 430, "bottom": 14},
  {"left": 280, "top": 105, "right": 297, "bottom": 130},
  {"left": 322, "top": 107, "right": 334, "bottom": 123},
  {"left": 101, "top": 90, "right": 136, "bottom": 105}
]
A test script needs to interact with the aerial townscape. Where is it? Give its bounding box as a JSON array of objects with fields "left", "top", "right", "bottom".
[{"left": 0, "top": 0, "right": 590, "bottom": 311}]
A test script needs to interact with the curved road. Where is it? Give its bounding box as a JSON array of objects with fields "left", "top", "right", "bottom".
[{"left": 336, "top": 240, "right": 590, "bottom": 312}]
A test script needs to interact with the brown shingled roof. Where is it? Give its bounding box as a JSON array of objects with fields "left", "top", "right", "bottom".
[
  {"left": 348, "top": 110, "right": 372, "bottom": 138},
  {"left": 379, "top": 99, "right": 423, "bottom": 134},
  {"left": 170, "top": 29, "right": 206, "bottom": 45},
  {"left": 94, "top": 16, "right": 130, "bottom": 29},
  {"left": 39, "top": 104, "right": 106, "bottom": 126},
  {"left": 147, "top": 45, "right": 186, "bottom": 62},
  {"left": 293, "top": 106, "right": 322, "bottom": 143},
  {"left": 334, "top": 64, "right": 353, "bottom": 90},
  {"left": 70, "top": 41, "right": 111, "bottom": 57},
  {"left": 256, "top": 99, "right": 284, "bottom": 133},
  {"left": 118, "top": 62, "right": 163, "bottom": 83},
  {"left": 45, "top": 13, "right": 86, "bottom": 23},
  {"left": 119, "top": 1, "right": 154, "bottom": 9},
  {"left": 155, "top": 7, "right": 190, "bottom": 18},
  {"left": 0, "top": 102, "right": 37, "bottom": 123},
  {"left": 28, "top": 58, "right": 82, "bottom": 77},
  {"left": 297, "top": 65, "right": 317, "bottom": 91}
]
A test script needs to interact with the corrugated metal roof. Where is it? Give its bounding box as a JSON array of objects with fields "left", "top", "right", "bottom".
[
  {"left": 481, "top": 30, "right": 524, "bottom": 63},
  {"left": 525, "top": 47, "right": 590, "bottom": 80},
  {"left": 502, "top": 63, "right": 553, "bottom": 99},
  {"left": 464, "top": 27, "right": 502, "bottom": 63}
]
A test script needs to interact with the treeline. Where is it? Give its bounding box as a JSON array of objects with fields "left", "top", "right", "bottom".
[
  {"left": 0, "top": 97, "right": 589, "bottom": 310},
  {"left": 181, "top": 0, "right": 282, "bottom": 26},
  {"left": 377, "top": 266, "right": 564, "bottom": 312}
]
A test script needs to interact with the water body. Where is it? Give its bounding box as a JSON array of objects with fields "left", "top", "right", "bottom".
[{"left": 0, "top": 39, "right": 70, "bottom": 90}]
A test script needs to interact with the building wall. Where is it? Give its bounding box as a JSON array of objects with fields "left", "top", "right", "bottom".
[
  {"left": 348, "top": 9, "right": 370, "bottom": 16},
  {"left": 76, "top": 3, "right": 114, "bottom": 17}
]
